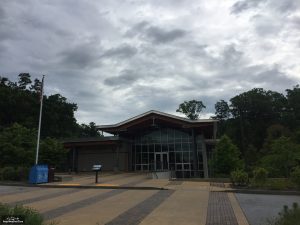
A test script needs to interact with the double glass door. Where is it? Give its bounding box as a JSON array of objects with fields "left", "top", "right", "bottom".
[{"left": 155, "top": 152, "right": 168, "bottom": 171}]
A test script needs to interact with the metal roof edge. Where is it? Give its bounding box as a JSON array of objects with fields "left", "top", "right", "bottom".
[{"left": 96, "top": 110, "right": 218, "bottom": 129}]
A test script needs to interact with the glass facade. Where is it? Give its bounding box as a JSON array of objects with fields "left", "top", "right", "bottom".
[{"left": 132, "top": 128, "right": 205, "bottom": 178}]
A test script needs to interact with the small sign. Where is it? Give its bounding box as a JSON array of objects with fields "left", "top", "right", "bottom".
[{"left": 1, "top": 215, "right": 25, "bottom": 225}]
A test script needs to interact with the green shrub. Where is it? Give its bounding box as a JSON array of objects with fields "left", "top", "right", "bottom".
[
  {"left": 0, "top": 203, "right": 57, "bottom": 225},
  {"left": 1, "top": 167, "right": 19, "bottom": 181},
  {"left": 16, "top": 167, "right": 30, "bottom": 181},
  {"left": 230, "top": 169, "right": 248, "bottom": 186},
  {"left": 267, "top": 202, "right": 300, "bottom": 225},
  {"left": 253, "top": 167, "right": 268, "bottom": 187},
  {"left": 291, "top": 167, "right": 300, "bottom": 188}
]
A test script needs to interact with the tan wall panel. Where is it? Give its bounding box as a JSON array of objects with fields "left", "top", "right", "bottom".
[{"left": 77, "top": 147, "right": 128, "bottom": 171}]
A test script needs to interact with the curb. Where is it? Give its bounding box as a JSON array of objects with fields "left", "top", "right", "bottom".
[
  {"left": 37, "top": 184, "right": 167, "bottom": 190},
  {"left": 0, "top": 182, "right": 167, "bottom": 191},
  {"left": 225, "top": 188, "right": 300, "bottom": 196}
]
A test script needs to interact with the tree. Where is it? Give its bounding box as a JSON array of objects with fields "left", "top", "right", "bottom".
[
  {"left": 30, "top": 78, "right": 42, "bottom": 92},
  {"left": 0, "top": 123, "right": 36, "bottom": 167},
  {"left": 286, "top": 85, "right": 300, "bottom": 128},
  {"left": 18, "top": 73, "right": 31, "bottom": 90},
  {"left": 210, "top": 135, "right": 243, "bottom": 176},
  {"left": 39, "top": 137, "right": 68, "bottom": 169},
  {"left": 229, "top": 88, "right": 287, "bottom": 152},
  {"left": 260, "top": 137, "right": 300, "bottom": 177},
  {"left": 176, "top": 100, "right": 206, "bottom": 120},
  {"left": 214, "top": 100, "right": 230, "bottom": 120},
  {"left": 79, "top": 122, "right": 101, "bottom": 137},
  {"left": 0, "top": 123, "right": 69, "bottom": 170}
]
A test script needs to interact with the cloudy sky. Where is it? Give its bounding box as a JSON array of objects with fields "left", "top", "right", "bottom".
[{"left": 1, "top": 0, "right": 300, "bottom": 125}]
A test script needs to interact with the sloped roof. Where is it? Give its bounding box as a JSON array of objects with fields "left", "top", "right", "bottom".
[{"left": 96, "top": 110, "right": 217, "bottom": 130}]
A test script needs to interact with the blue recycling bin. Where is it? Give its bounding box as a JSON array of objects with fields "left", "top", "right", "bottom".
[{"left": 29, "top": 164, "right": 48, "bottom": 184}]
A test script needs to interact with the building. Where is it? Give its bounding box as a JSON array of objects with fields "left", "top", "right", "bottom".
[{"left": 64, "top": 110, "right": 218, "bottom": 178}]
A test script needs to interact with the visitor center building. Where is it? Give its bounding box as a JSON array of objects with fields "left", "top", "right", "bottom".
[{"left": 64, "top": 110, "right": 218, "bottom": 178}]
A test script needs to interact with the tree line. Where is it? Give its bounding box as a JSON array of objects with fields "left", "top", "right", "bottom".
[
  {"left": 0, "top": 73, "right": 101, "bottom": 171},
  {"left": 177, "top": 86, "right": 300, "bottom": 178}
]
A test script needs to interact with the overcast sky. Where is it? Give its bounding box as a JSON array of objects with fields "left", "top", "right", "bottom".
[{"left": 1, "top": 0, "right": 300, "bottom": 125}]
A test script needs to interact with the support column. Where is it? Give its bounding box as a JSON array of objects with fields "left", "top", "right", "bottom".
[
  {"left": 192, "top": 128, "right": 199, "bottom": 177},
  {"left": 201, "top": 137, "right": 209, "bottom": 178},
  {"left": 114, "top": 145, "right": 120, "bottom": 171},
  {"left": 72, "top": 147, "right": 76, "bottom": 172},
  {"left": 213, "top": 121, "right": 217, "bottom": 140}
]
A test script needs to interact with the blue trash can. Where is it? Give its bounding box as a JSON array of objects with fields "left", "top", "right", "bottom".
[{"left": 29, "top": 164, "right": 48, "bottom": 184}]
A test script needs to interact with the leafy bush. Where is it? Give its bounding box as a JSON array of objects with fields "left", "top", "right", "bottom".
[
  {"left": 253, "top": 167, "right": 268, "bottom": 187},
  {"left": 16, "top": 166, "right": 30, "bottom": 181},
  {"left": 210, "top": 135, "right": 244, "bottom": 176},
  {"left": 0, "top": 203, "right": 57, "bottom": 225},
  {"left": 230, "top": 169, "right": 248, "bottom": 186},
  {"left": 1, "top": 167, "right": 19, "bottom": 181},
  {"left": 267, "top": 202, "right": 300, "bottom": 225},
  {"left": 291, "top": 167, "right": 300, "bottom": 188}
]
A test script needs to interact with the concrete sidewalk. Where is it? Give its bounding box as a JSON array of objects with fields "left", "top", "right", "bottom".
[{"left": 0, "top": 174, "right": 250, "bottom": 225}]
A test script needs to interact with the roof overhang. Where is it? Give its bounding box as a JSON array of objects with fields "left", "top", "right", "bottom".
[
  {"left": 63, "top": 136, "right": 123, "bottom": 148},
  {"left": 97, "top": 110, "right": 218, "bottom": 135}
]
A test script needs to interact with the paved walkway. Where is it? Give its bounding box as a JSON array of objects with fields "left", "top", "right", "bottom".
[{"left": 0, "top": 173, "right": 250, "bottom": 225}]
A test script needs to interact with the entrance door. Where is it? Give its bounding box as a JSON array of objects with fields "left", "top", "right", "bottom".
[{"left": 155, "top": 152, "right": 168, "bottom": 171}]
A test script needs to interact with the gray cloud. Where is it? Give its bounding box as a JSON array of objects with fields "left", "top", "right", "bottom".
[
  {"left": 59, "top": 42, "right": 102, "bottom": 69},
  {"left": 126, "top": 22, "right": 187, "bottom": 44},
  {"left": 251, "top": 14, "right": 284, "bottom": 36},
  {"left": 231, "top": 0, "right": 265, "bottom": 14},
  {"left": 102, "top": 44, "right": 137, "bottom": 59},
  {"left": 145, "top": 26, "right": 187, "bottom": 44},
  {"left": 104, "top": 69, "right": 138, "bottom": 86},
  {"left": 1, "top": 0, "right": 299, "bottom": 124}
]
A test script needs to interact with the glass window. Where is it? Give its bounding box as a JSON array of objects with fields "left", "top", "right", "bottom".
[
  {"left": 176, "top": 152, "right": 182, "bottom": 163},
  {"left": 174, "top": 130, "right": 182, "bottom": 139},
  {"left": 142, "top": 165, "right": 148, "bottom": 171},
  {"left": 136, "top": 145, "right": 141, "bottom": 153},
  {"left": 136, "top": 153, "right": 141, "bottom": 164},
  {"left": 183, "top": 164, "right": 190, "bottom": 170},
  {"left": 183, "top": 152, "right": 189, "bottom": 163},
  {"left": 141, "top": 135, "right": 147, "bottom": 143},
  {"left": 176, "top": 164, "right": 182, "bottom": 170},
  {"left": 161, "top": 129, "right": 168, "bottom": 143},
  {"left": 149, "top": 153, "right": 154, "bottom": 164},
  {"left": 149, "top": 163, "right": 154, "bottom": 171},
  {"left": 142, "top": 153, "right": 148, "bottom": 164},
  {"left": 151, "top": 130, "right": 161, "bottom": 142},
  {"left": 149, "top": 144, "right": 154, "bottom": 152},
  {"left": 162, "top": 144, "right": 168, "bottom": 152},
  {"left": 142, "top": 144, "right": 148, "bottom": 152},
  {"left": 175, "top": 143, "right": 181, "bottom": 152},
  {"left": 169, "top": 163, "right": 175, "bottom": 170},
  {"left": 155, "top": 144, "right": 161, "bottom": 152},
  {"left": 182, "top": 143, "right": 189, "bottom": 151},
  {"left": 169, "top": 144, "right": 175, "bottom": 152},
  {"left": 169, "top": 152, "right": 175, "bottom": 164}
]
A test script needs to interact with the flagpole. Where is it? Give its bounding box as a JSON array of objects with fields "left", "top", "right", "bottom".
[{"left": 35, "top": 75, "right": 45, "bottom": 165}]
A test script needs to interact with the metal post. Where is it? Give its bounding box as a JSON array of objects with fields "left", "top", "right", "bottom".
[
  {"left": 35, "top": 75, "right": 45, "bottom": 165},
  {"left": 95, "top": 171, "right": 98, "bottom": 183}
]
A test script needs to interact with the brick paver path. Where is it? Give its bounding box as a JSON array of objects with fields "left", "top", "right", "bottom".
[
  {"left": 105, "top": 190, "right": 175, "bottom": 225},
  {"left": 10, "top": 188, "right": 81, "bottom": 205},
  {"left": 42, "top": 178, "right": 147, "bottom": 220},
  {"left": 206, "top": 192, "right": 238, "bottom": 225}
]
